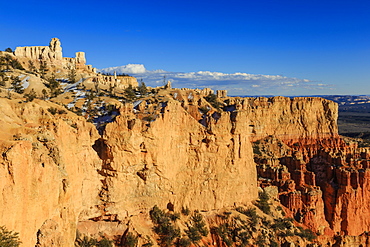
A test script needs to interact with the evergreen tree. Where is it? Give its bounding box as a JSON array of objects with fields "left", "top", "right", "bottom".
[
  {"left": 39, "top": 61, "right": 47, "bottom": 79},
  {"left": 138, "top": 80, "right": 148, "bottom": 96},
  {"left": 46, "top": 74, "right": 62, "bottom": 97},
  {"left": 1, "top": 55, "right": 24, "bottom": 70},
  {"left": 124, "top": 84, "right": 136, "bottom": 101},
  {"left": 42, "top": 89, "right": 48, "bottom": 100},
  {"left": 0, "top": 72, "right": 6, "bottom": 86},
  {"left": 0, "top": 226, "right": 21, "bottom": 247},
  {"left": 28, "top": 60, "right": 37, "bottom": 72},
  {"left": 10, "top": 76, "right": 24, "bottom": 94},
  {"left": 67, "top": 65, "right": 76, "bottom": 84},
  {"left": 24, "top": 89, "right": 37, "bottom": 102},
  {"left": 5, "top": 48, "right": 13, "bottom": 53}
]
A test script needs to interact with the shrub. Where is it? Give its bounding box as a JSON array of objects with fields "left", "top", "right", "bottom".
[
  {"left": 190, "top": 212, "right": 208, "bottom": 237},
  {"left": 175, "top": 237, "right": 191, "bottom": 247},
  {"left": 142, "top": 236, "right": 153, "bottom": 247},
  {"left": 25, "top": 88, "right": 37, "bottom": 102},
  {"left": 256, "top": 191, "right": 271, "bottom": 215},
  {"left": 270, "top": 240, "right": 279, "bottom": 247},
  {"left": 199, "top": 106, "right": 209, "bottom": 114},
  {"left": 181, "top": 206, "right": 190, "bottom": 216},
  {"left": 10, "top": 59, "right": 24, "bottom": 70},
  {"left": 0, "top": 226, "right": 21, "bottom": 247},
  {"left": 122, "top": 232, "right": 138, "bottom": 247},
  {"left": 46, "top": 74, "right": 62, "bottom": 97},
  {"left": 47, "top": 107, "right": 58, "bottom": 115},
  {"left": 255, "top": 234, "right": 266, "bottom": 247},
  {"left": 75, "top": 236, "right": 97, "bottom": 247},
  {"left": 272, "top": 218, "right": 293, "bottom": 231},
  {"left": 169, "top": 212, "right": 180, "bottom": 222},
  {"left": 185, "top": 226, "right": 202, "bottom": 244},
  {"left": 211, "top": 225, "right": 233, "bottom": 247},
  {"left": 149, "top": 206, "right": 180, "bottom": 246},
  {"left": 296, "top": 227, "right": 317, "bottom": 242},
  {"left": 39, "top": 61, "right": 48, "bottom": 79},
  {"left": 205, "top": 93, "right": 222, "bottom": 109},
  {"left": 67, "top": 66, "right": 76, "bottom": 83}
]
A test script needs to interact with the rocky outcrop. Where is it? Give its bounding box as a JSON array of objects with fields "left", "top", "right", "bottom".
[
  {"left": 14, "top": 38, "right": 63, "bottom": 65},
  {"left": 97, "top": 97, "right": 257, "bottom": 217},
  {"left": 14, "top": 38, "right": 95, "bottom": 73},
  {"left": 1, "top": 84, "right": 370, "bottom": 246},
  {"left": 0, "top": 99, "right": 101, "bottom": 246},
  {"left": 247, "top": 96, "right": 370, "bottom": 241},
  {"left": 238, "top": 96, "right": 338, "bottom": 141}
]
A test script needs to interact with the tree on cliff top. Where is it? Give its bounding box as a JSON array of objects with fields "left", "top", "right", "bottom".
[
  {"left": 0, "top": 226, "right": 21, "bottom": 247},
  {"left": 124, "top": 84, "right": 137, "bottom": 102},
  {"left": 205, "top": 92, "right": 222, "bottom": 110}
]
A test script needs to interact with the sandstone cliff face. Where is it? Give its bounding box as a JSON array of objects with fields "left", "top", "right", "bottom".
[
  {"left": 1, "top": 89, "right": 368, "bottom": 246},
  {"left": 99, "top": 97, "right": 257, "bottom": 217},
  {"left": 14, "top": 38, "right": 95, "bottom": 74},
  {"left": 233, "top": 96, "right": 338, "bottom": 141},
  {"left": 14, "top": 38, "right": 63, "bottom": 65},
  {"left": 0, "top": 99, "right": 101, "bottom": 246},
  {"left": 246, "top": 96, "right": 370, "bottom": 242}
]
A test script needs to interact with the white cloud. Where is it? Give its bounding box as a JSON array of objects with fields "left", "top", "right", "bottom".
[
  {"left": 100, "top": 64, "right": 147, "bottom": 74},
  {"left": 98, "top": 64, "right": 332, "bottom": 96}
]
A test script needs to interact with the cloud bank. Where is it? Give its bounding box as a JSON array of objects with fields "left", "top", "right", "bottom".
[{"left": 99, "top": 64, "right": 332, "bottom": 96}]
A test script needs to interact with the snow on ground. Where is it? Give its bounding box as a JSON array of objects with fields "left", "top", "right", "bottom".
[
  {"left": 20, "top": 75, "right": 30, "bottom": 89},
  {"left": 61, "top": 79, "right": 86, "bottom": 108},
  {"left": 62, "top": 78, "right": 84, "bottom": 92}
]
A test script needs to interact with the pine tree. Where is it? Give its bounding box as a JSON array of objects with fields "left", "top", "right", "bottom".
[
  {"left": 67, "top": 66, "right": 76, "bottom": 84},
  {"left": 10, "top": 76, "right": 24, "bottom": 94},
  {"left": 28, "top": 60, "right": 37, "bottom": 72},
  {"left": 0, "top": 72, "right": 6, "bottom": 86},
  {"left": 25, "top": 89, "right": 37, "bottom": 102},
  {"left": 47, "top": 74, "right": 62, "bottom": 97},
  {"left": 0, "top": 226, "right": 21, "bottom": 247},
  {"left": 124, "top": 84, "right": 136, "bottom": 102},
  {"left": 39, "top": 61, "right": 47, "bottom": 79},
  {"left": 138, "top": 80, "right": 148, "bottom": 96}
]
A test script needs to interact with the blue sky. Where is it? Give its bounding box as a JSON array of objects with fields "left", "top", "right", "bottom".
[{"left": 2, "top": 0, "right": 370, "bottom": 95}]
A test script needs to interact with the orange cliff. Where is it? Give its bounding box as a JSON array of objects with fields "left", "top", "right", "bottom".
[
  {"left": 1, "top": 91, "right": 370, "bottom": 246},
  {"left": 244, "top": 96, "right": 370, "bottom": 240},
  {"left": 98, "top": 99, "right": 257, "bottom": 215},
  {"left": 0, "top": 93, "right": 259, "bottom": 246},
  {"left": 0, "top": 99, "right": 102, "bottom": 246}
]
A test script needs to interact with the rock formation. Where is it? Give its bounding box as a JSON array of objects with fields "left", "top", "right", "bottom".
[
  {"left": 14, "top": 38, "right": 95, "bottom": 73},
  {"left": 245, "top": 96, "right": 370, "bottom": 244},
  {"left": 0, "top": 99, "right": 102, "bottom": 246},
  {"left": 3, "top": 39, "right": 370, "bottom": 246},
  {"left": 14, "top": 38, "right": 63, "bottom": 65}
]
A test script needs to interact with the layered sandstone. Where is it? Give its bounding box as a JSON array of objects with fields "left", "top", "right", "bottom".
[
  {"left": 14, "top": 38, "right": 95, "bottom": 74},
  {"left": 1, "top": 81, "right": 369, "bottom": 246},
  {"left": 245, "top": 96, "right": 370, "bottom": 241},
  {"left": 14, "top": 38, "right": 63, "bottom": 65},
  {"left": 0, "top": 99, "right": 102, "bottom": 246},
  {"left": 97, "top": 95, "right": 257, "bottom": 217}
]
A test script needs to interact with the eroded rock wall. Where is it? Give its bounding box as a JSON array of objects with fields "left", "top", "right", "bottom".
[
  {"left": 0, "top": 99, "right": 102, "bottom": 246},
  {"left": 247, "top": 96, "right": 370, "bottom": 239},
  {"left": 99, "top": 99, "right": 258, "bottom": 218}
]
